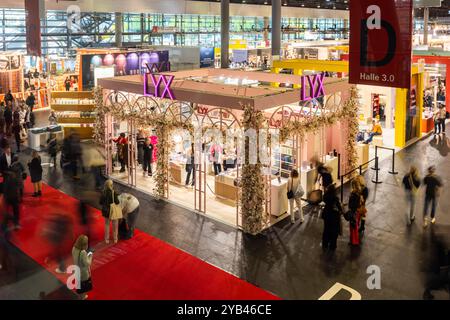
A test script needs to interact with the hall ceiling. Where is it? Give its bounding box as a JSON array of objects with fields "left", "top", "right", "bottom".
[{"left": 194, "top": 0, "right": 450, "bottom": 17}]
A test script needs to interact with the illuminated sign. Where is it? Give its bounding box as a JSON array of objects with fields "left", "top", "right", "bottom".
[
  {"left": 144, "top": 73, "right": 175, "bottom": 100},
  {"left": 300, "top": 73, "right": 325, "bottom": 101}
]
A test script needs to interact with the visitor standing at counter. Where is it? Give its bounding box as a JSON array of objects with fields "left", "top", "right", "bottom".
[
  {"left": 113, "top": 133, "right": 128, "bottom": 173},
  {"left": 438, "top": 103, "right": 447, "bottom": 134},
  {"left": 185, "top": 143, "right": 195, "bottom": 187},
  {"left": 210, "top": 143, "right": 222, "bottom": 176},
  {"left": 136, "top": 129, "right": 146, "bottom": 165},
  {"left": 142, "top": 138, "right": 153, "bottom": 177},
  {"left": 287, "top": 169, "right": 305, "bottom": 224}
]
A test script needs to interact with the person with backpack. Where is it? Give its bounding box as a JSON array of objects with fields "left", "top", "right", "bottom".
[
  {"left": 423, "top": 166, "right": 443, "bottom": 228},
  {"left": 322, "top": 184, "right": 343, "bottom": 251},
  {"left": 402, "top": 166, "right": 421, "bottom": 225},
  {"left": 287, "top": 169, "right": 305, "bottom": 224}
]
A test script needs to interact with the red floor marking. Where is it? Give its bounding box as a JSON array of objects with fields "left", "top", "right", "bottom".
[{"left": 5, "top": 178, "right": 279, "bottom": 300}]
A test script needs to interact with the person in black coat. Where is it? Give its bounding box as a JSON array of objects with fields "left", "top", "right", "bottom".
[
  {"left": 2, "top": 170, "right": 21, "bottom": 229},
  {"left": 142, "top": 138, "right": 153, "bottom": 177},
  {"left": 28, "top": 151, "right": 43, "bottom": 197},
  {"left": 4, "top": 90, "right": 13, "bottom": 105},
  {"left": 12, "top": 110, "right": 22, "bottom": 153},
  {"left": 25, "top": 93, "right": 35, "bottom": 112},
  {"left": 0, "top": 145, "right": 13, "bottom": 176},
  {"left": 322, "top": 184, "right": 343, "bottom": 251},
  {"left": 3, "top": 104, "right": 12, "bottom": 137}
]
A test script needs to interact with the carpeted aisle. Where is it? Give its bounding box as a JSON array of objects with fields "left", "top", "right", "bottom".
[{"left": 5, "top": 178, "right": 278, "bottom": 300}]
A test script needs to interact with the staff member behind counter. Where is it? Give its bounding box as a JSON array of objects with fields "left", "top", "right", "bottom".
[{"left": 118, "top": 193, "right": 140, "bottom": 239}]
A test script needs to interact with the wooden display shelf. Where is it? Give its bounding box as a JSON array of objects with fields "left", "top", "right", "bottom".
[
  {"left": 63, "top": 126, "right": 94, "bottom": 140},
  {"left": 57, "top": 117, "right": 96, "bottom": 124},
  {"left": 51, "top": 91, "right": 93, "bottom": 99},
  {"left": 51, "top": 104, "right": 95, "bottom": 112}
]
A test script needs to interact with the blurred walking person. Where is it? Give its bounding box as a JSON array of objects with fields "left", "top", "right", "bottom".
[
  {"left": 2, "top": 170, "right": 21, "bottom": 229},
  {"left": 43, "top": 213, "right": 72, "bottom": 274},
  {"left": 322, "top": 184, "right": 343, "bottom": 252},
  {"left": 402, "top": 166, "right": 421, "bottom": 225},
  {"left": 47, "top": 134, "right": 58, "bottom": 167},
  {"left": 72, "top": 235, "right": 93, "bottom": 300},
  {"left": 10, "top": 154, "right": 25, "bottom": 200},
  {"left": 423, "top": 166, "right": 443, "bottom": 228},
  {"left": 4, "top": 103, "right": 12, "bottom": 137},
  {"left": 28, "top": 151, "right": 43, "bottom": 197},
  {"left": 100, "top": 180, "right": 122, "bottom": 244}
]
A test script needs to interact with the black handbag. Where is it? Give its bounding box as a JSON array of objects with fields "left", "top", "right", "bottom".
[{"left": 343, "top": 210, "right": 353, "bottom": 221}]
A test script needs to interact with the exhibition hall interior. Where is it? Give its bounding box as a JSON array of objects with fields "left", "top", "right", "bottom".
[{"left": 0, "top": 0, "right": 450, "bottom": 306}]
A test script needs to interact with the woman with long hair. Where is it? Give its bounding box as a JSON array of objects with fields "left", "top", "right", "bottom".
[
  {"left": 28, "top": 150, "right": 43, "bottom": 197},
  {"left": 72, "top": 235, "right": 93, "bottom": 300}
]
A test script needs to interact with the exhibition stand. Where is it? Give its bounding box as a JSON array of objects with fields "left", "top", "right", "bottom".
[{"left": 98, "top": 68, "right": 355, "bottom": 231}]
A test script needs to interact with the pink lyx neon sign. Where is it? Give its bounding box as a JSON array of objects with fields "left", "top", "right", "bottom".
[
  {"left": 144, "top": 72, "right": 175, "bottom": 100},
  {"left": 300, "top": 73, "right": 325, "bottom": 101}
]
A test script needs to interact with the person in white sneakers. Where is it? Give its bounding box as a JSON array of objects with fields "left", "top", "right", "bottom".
[
  {"left": 423, "top": 166, "right": 443, "bottom": 227},
  {"left": 287, "top": 169, "right": 305, "bottom": 224}
]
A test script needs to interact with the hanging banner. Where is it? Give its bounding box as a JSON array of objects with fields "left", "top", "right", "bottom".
[
  {"left": 349, "top": 0, "right": 413, "bottom": 89},
  {"left": 25, "top": 0, "right": 42, "bottom": 57}
]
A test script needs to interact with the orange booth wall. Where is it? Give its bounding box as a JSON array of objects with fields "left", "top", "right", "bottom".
[{"left": 413, "top": 55, "right": 450, "bottom": 113}]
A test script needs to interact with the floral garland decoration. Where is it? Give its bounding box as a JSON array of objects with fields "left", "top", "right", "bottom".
[
  {"left": 278, "top": 88, "right": 360, "bottom": 171},
  {"left": 240, "top": 104, "right": 267, "bottom": 235},
  {"left": 93, "top": 86, "right": 106, "bottom": 145}
]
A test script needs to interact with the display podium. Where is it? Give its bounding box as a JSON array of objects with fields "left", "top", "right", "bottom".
[{"left": 270, "top": 178, "right": 289, "bottom": 217}]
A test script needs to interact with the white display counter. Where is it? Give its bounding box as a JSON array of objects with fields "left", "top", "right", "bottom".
[
  {"left": 270, "top": 178, "right": 289, "bottom": 217},
  {"left": 27, "top": 129, "right": 64, "bottom": 151}
]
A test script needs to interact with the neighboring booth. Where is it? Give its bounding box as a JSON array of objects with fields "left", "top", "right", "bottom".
[
  {"left": 98, "top": 68, "right": 355, "bottom": 231},
  {"left": 0, "top": 51, "right": 24, "bottom": 101},
  {"left": 76, "top": 48, "right": 170, "bottom": 91}
]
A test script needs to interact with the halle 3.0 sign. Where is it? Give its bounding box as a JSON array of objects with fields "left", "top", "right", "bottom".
[{"left": 349, "top": 0, "right": 413, "bottom": 89}]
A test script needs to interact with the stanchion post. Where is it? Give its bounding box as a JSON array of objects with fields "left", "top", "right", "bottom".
[
  {"left": 371, "top": 146, "right": 379, "bottom": 171},
  {"left": 372, "top": 156, "right": 383, "bottom": 184},
  {"left": 388, "top": 149, "right": 398, "bottom": 175},
  {"left": 340, "top": 175, "right": 344, "bottom": 203}
]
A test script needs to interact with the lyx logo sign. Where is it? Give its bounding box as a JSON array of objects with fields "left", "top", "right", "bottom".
[
  {"left": 144, "top": 73, "right": 175, "bottom": 100},
  {"left": 300, "top": 73, "right": 325, "bottom": 102}
]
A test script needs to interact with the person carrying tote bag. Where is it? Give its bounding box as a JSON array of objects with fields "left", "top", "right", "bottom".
[{"left": 100, "top": 179, "right": 122, "bottom": 244}]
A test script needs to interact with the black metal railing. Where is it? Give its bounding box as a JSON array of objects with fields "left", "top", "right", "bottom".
[
  {"left": 340, "top": 157, "right": 379, "bottom": 203},
  {"left": 371, "top": 145, "right": 398, "bottom": 175}
]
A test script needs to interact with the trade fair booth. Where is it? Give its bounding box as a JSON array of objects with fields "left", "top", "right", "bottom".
[{"left": 96, "top": 68, "right": 359, "bottom": 233}]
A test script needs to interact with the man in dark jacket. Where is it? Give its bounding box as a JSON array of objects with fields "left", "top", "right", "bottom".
[
  {"left": 0, "top": 146, "right": 13, "bottom": 175},
  {"left": 142, "top": 139, "right": 153, "bottom": 177},
  {"left": 3, "top": 170, "right": 21, "bottom": 229},
  {"left": 423, "top": 166, "right": 443, "bottom": 228}
]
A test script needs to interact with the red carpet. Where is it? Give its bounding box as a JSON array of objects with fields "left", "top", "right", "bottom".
[{"left": 4, "top": 178, "right": 278, "bottom": 300}]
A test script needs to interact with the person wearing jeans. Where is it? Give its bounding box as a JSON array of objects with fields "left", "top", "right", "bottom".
[
  {"left": 100, "top": 180, "right": 120, "bottom": 244},
  {"left": 423, "top": 166, "right": 442, "bottom": 228},
  {"left": 402, "top": 166, "right": 421, "bottom": 224},
  {"left": 287, "top": 169, "right": 304, "bottom": 224}
]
